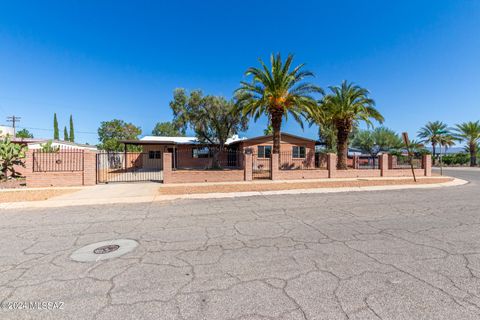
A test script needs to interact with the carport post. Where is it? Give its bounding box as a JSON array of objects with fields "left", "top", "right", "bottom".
[{"left": 124, "top": 143, "right": 127, "bottom": 171}]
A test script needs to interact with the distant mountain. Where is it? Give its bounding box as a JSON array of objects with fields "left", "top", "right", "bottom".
[{"left": 426, "top": 147, "right": 466, "bottom": 154}]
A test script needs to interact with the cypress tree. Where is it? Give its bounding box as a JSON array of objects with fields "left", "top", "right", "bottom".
[
  {"left": 63, "top": 126, "right": 69, "bottom": 141},
  {"left": 53, "top": 113, "right": 59, "bottom": 140},
  {"left": 69, "top": 115, "right": 75, "bottom": 142}
]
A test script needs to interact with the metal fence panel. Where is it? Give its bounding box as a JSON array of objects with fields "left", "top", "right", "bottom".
[
  {"left": 96, "top": 152, "right": 163, "bottom": 183},
  {"left": 33, "top": 150, "right": 84, "bottom": 172}
]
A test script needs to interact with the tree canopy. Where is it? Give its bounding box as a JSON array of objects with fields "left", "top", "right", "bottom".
[
  {"left": 170, "top": 89, "right": 249, "bottom": 167},
  {"left": 352, "top": 127, "right": 403, "bottom": 158},
  {"left": 69, "top": 115, "right": 75, "bottom": 142},
  {"left": 170, "top": 89, "right": 248, "bottom": 147},
  {"left": 97, "top": 119, "right": 142, "bottom": 151},
  {"left": 15, "top": 128, "right": 33, "bottom": 139},
  {"left": 152, "top": 121, "right": 185, "bottom": 137}
]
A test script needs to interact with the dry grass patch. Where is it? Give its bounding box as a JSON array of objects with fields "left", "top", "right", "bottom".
[
  {"left": 159, "top": 177, "right": 453, "bottom": 195},
  {"left": 0, "top": 189, "right": 81, "bottom": 202}
]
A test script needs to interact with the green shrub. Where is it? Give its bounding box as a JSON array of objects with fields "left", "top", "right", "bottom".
[
  {"left": 441, "top": 153, "right": 469, "bottom": 166},
  {"left": 0, "top": 137, "right": 26, "bottom": 180}
]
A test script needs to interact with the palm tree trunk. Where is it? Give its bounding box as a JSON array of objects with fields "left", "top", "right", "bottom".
[
  {"left": 336, "top": 120, "right": 351, "bottom": 170},
  {"left": 432, "top": 143, "right": 436, "bottom": 165},
  {"left": 470, "top": 142, "right": 477, "bottom": 167},
  {"left": 271, "top": 110, "right": 283, "bottom": 154}
]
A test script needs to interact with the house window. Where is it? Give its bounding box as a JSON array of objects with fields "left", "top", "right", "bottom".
[
  {"left": 292, "top": 146, "right": 306, "bottom": 158},
  {"left": 192, "top": 147, "right": 211, "bottom": 158},
  {"left": 257, "top": 145, "right": 272, "bottom": 158},
  {"left": 149, "top": 151, "right": 161, "bottom": 159}
]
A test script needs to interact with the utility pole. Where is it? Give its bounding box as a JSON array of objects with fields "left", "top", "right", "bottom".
[{"left": 6, "top": 115, "right": 21, "bottom": 137}]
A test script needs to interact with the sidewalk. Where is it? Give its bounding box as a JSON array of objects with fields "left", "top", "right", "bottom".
[{"left": 0, "top": 176, "right": 467, "bottom": 209}]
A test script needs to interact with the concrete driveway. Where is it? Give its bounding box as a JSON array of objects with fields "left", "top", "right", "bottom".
[{"left": 0, "top": 168, "right": 479, "bottom": 319}]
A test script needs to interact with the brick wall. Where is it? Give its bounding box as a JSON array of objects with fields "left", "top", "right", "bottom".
[{"left": 24, "top": 150, "right": 97, "bottom": 187}]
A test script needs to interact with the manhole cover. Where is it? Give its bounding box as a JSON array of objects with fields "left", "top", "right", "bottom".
[
  {"left": 94, "top": 244, "right": 120, "bottom": 254},
  {"left": 70, "top": 239, "right": 138, "bottom": 262}
]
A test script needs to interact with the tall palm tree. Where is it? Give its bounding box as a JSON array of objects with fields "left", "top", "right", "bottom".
[
  {"left": 321, "top": 81, "right": 384, "bottom": 169},
  {"left": 454, "top": 121, "right": 480, "bottom": 166},
  {"left": 236, "top": 53, "right": 322, "bottom": 154},
  {"left": 417, "top": 121, "right": 449, "bottom": 165}
]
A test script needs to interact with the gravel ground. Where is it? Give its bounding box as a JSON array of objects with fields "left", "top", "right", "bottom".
[
  {"left": 0, "top": 179, "right": 26, "bottom": 189},
  {"left": 159, "top": 177, "right": 453, "bottom": 195},
  {"left": 0, "top": 189, "right": 80, "bottom": 202}
]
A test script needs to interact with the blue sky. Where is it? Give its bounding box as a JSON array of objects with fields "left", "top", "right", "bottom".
[{"left": 0, "top": 0, "right": 479, "bottom": 144}]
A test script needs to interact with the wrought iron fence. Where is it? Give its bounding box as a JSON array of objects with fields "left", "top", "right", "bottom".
[
  {"left": 394, "top": 155, "right": 422, "bottom": 169},
  {"left": 174, "top": 147, "right": 243, "bottom": 170},
  {"left": 278, "top": 151, "right": 327, "bottom": 170},
  {"left": 252, "top": 152, "right": 271, "bottom": 179},
  {"left": 96, "top": 152, "right": 163, "bottom": 183},
  {"left": 358, "top": 156, "right": 379, "bottom": 169},
  {"left": 33, "top": 150, "right": 84, "bottom": 172},
  {"left": 347, "top": 156, "right": 380, "bottom": 169}
]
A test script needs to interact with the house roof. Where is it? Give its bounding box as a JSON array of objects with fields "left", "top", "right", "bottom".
[
  {"left": 27, "top": 140, "right": 97, "bottom": 150},
  {"left": 228, "top": 132, "right": 318, "bottom": 145},
  {"left": 122, "top": 132, "right": 317, "bottom": 146},
  {"left": 122, "top": 135, "right": 247, "bottom": 145}
]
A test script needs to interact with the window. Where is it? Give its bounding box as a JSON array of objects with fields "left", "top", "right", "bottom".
[
  {"left": 192, "top": 147, "right": 211, "bottom": 158},
  {"left": 292, "top": 146, "right": 306, "bottom": 158},
  {"left": 149, "top": 151, "right": 161, "bottom": 159},
  {"left": 257, "top": 145, "right": 272, "bottom": 158}
]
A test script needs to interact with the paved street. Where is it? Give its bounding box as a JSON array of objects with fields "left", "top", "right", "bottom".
[{"left": 1, "top": 168, "right": 479, "bottom": 320}]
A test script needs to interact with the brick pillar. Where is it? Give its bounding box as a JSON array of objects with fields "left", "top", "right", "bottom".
[
  {"left": 24, "top": 150, "right": 34, "bottom": 186},
  {"left": 423, "top": 154, "right": 432, "bottom": 177},
  {"left": 388, "top": 154, "right": 397, "bottom": 169},
  {"left": 271, "top": 153, "right": 279, "bottom": 180},
  {"left": 163, "top": 153, "right": 172, "bottom": 184},
  {"left": 379, "top": 153, "right": 389, "bottom": 177},
  {"left": 352, "top": 156, "right": 359, "bottom": 169},
  {"left": 83, "top": 151, "right": 97, "bottom": 185},
  {"left": 244, "top": 153, "right": 252, "bottom": 181},
  {"left": 327, "top": 153, "right": 337, "bottom": 178}
]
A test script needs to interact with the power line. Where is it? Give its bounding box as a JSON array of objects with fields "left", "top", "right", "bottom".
[
  {"left": 17, "top": 126, "right": 98, "bottom": 135},
  {"left": 6, "top": 115, "right": 21, "bottom": 137}
]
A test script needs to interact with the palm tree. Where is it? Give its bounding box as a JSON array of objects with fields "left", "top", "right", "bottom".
[
  {"left": 308, "top": 104, "right": 336, "bottom": 152},
  {"left": 321, "top": 81, "right": 384, "bottom": 169},
  {"left": 417, "top": 121, "right": 449, "bottom": 165},
  {"left": 236, "top": 53, "right": 322, "bottom": 154},
  {"left": 454, "top": 121, "right": 480, "bottom": 166},
  {"left": 438, "top": 134, "right": 456, "bottom": 155}
]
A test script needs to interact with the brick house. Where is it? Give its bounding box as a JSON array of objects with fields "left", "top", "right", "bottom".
[{"left": 121, "top": 132, "right": 317, "bottom": 170}]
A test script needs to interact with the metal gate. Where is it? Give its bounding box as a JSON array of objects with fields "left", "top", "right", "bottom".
[
  {"left": 252, "top": 153, "right": 271, "bottom": 179},
  {"left": 97, "top": 152, "right": 163, "bottom": 183}
]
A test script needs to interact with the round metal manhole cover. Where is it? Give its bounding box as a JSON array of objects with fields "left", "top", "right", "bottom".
[
  {"left": 93, "top": 244, "right": 120, "bottom": 254},
  {"left": 70, "top": 239, "right": 138, "bottom": 262}
]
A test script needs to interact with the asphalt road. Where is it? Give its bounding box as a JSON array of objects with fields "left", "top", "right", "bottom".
[{"left": 1, "top": 168, "right": 479, "bottom": 320}]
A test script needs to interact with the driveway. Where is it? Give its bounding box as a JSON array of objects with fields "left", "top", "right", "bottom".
[{"left": 0, "top": 168, "right": 479, "bottom": 319}]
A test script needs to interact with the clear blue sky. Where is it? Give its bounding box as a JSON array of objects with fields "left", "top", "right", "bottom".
[{"left": 1, "top": 0, "right": 479, "bottom": 144}]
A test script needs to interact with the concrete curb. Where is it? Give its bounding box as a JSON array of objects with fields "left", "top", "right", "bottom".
[{"left": 0, "top": 177, "right": 468, "bottom": 209}]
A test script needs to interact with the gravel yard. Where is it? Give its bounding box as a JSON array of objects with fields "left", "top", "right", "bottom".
[
  {"left": 0, "top": 188, "right": 80, "bottom": 202},
  {"left": 159, "top": 177, "right": 453, "bottom": 195}
]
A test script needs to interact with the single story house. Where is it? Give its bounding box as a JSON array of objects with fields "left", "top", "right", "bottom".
[{"left": 120, "top": 132, "right": 318, "bottom": 170}]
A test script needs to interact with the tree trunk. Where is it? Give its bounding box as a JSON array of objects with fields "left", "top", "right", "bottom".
[
  {"left": 336, "top": 120, "right": 351, "bottom": 170},
  {"left": 432, "top": 143, "right": 436, "bottom": 165},
  {"left": 212, "top": 143, "right": 224, "bottom": 169},
  {"left": 470, "top": 142, "right": 477, "bottom": 167},
  {"left": 270, "top": 110, "right": 283, "bottom": 154}
]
